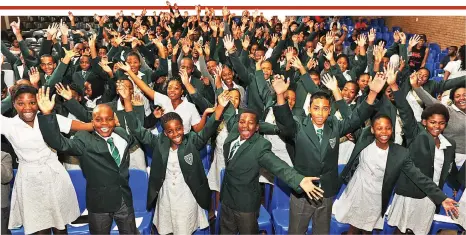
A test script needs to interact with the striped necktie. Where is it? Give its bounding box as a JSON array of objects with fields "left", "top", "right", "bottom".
[
  {"left": 107, "top": 137, "right": 121, "bottom": 166},
  {"left": 227, "top": 141, "right": 241, "bottom": 162},
  {"left": 316, "top": 129, "right": 323, "bottom": 143}
]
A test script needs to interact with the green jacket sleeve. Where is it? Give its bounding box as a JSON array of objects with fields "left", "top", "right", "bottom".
[
  {"left": 393, "top": 89, "right": 420, "bottom": 145},
  {"left": 192, "top": 115, "right": 222, "bottom": 150},
  {"left": 63, "top": 98, "right": 93, "bottom": 122},
  {"left": 337, "top": 100, "right": 375, "bottom": 137},
  {"left": 124, "top": 110, "right": 159, "bottom": 146}
]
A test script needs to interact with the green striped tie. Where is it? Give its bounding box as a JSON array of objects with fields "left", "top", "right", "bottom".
[
  {"left": 316, "top": 129, "right": 323, "bottom": 143},
  {"left": 107, "top": 137, "right": 121, "bottom": 166}
]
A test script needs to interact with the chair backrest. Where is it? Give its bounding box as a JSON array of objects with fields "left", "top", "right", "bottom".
[
  {"left": 129, "top": 169, "right": 149, "bottom": 212},
  {"left": 68, "top": 169, "right": 87, "bottom": 213},
  {"left": 431, "top": 76, "right": 443, "bottom": 82},
  {"left": 270, "top": 177, "right": 292, "bottom": 212}
]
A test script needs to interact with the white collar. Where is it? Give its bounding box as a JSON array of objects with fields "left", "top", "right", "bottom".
[
  {"left": 451, "top": 104, "right": 466, "bottom": 115},
  {"left": 438, "top": 134, "right": 452, "bottom": 150},
  {"left": 234, "top": 136, "right": 247, "bottom": 145},
  {"left": 221, "top": 81, "right": 239, "bottom": 90},
  {"left": 313, "top": 122, "right": 324, "bottom": 131}
]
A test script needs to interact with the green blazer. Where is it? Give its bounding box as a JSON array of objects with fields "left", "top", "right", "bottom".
[
  {"left": 220, "top": 109, "right": 305, "bottom": 213},
  {"left": 340, "top": 127, "right": 447, "bottom": 216},
  {"left": 124, "top": 110, "right": 219, "bottom": 210},
  {"left": 399, "top": 74, "right": 466, "bottom": 98},
  {"left": 38, "top": 112, "right": 134, "bottom": 213},
  {"left": 273, "top": 100, "right": 375, "bottom": 198},
  {"left": 393, "top": 89, "right": 458, "bottom": 200}
]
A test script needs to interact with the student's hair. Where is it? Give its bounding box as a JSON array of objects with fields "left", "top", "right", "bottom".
[
  {"left": 357, "top": 73, "right": 370, "bottom": 81},
  {"left": 371, "top": 113, "right": 392, "bottom": 127},
  {"left": 98, "top": 46, "right": 108, "bottom": 52},
  {"left": 310, "top": 91, "right": 331, "bottom": 104},
  {"left": 160, "top": 112, "right": 183, "bottom": 129},
  {"left": 421, "top": 103, "right": 450, "bottom": 123},
  {"left": 126, "top": 51, "right": 141, "bottom": 62},
  {"left": 12, "top": 85, "right": 37, "bottom": 101},
  {"left": 40, "top": 54, "right": 55, "bottom": 63},
  {"left": 69, "top": 83, "right": 84, "bottom": 98},
  {"left": 256, "top": 46, "right": 267, "bottom": 53},
  {"left": 309, "top": 70, "right": 320, "bottom": 78},
  {"left": 240, "top": 108, "right": 259, "bottom": 124},
  {"left": 450, "top": 84, "right": 465, "bottom": 101},
  {"left": 206, "top": 59, "right": 218, "bottom": 64},
  {"left": 450, "top": 45, "right": 458, "bottom": 51},
  {"left": 459, "top": 45, "right": 465, "bottom": 70},
  {"left": 86, "top": 75, "right": 105, "bottom": 99},
  {"left": 227, "top": 88, "right": 242, "bottom": 101},
  {"left": 332, "top": 22, "right": 338, "bottom": 28},
  {"left": 345, "top": 81, "right": 360, "bottom": 94}
]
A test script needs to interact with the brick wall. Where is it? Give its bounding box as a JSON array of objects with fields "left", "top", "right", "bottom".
[{"left": 383, "top": 16, "right": 466, "bottom": 50}]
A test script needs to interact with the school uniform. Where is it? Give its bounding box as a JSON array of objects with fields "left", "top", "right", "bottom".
[
  {"left": 387, "top": 89, "right": 458, "bottom": 234},
  {"left": 63, "top": 98, "right": 147, "bottom": 170},
  {"left": 71, "top": 69, "right": 95, "bottom": 92},
  {"left": 124, "top": 110, "right": 218, "bottom": 234},
  {"left": 335, "top": 128, "right": 448, "bottom": 232},
  {"left": 273, "top": 97, "right": 375, "bottom": 234},
  {"left": 37, "top": 112, "right": 138, "bottom": 234},
  {"left": 220, "top": 104, "right": 306, "bottom": 234}
]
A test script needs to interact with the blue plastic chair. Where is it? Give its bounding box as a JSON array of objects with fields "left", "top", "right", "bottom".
[
  {"left": 68, "top": 170, "right": 87, "bottom": 214},
  {"left": 434, "top": 69, "right": 444, "bottom": 77},
  {"left": 370, "top": 19, "right": 378, "bottom": 27},
  {"left": 437, "top": 53, "right": 447, "bottom": 63},
  {"left": 377, "top": 18, "right": 385, "bottom": 27},
  {"left": 431, "top": 76, "right": 443, "bottom": 82},
  {"left": 270, "top": 177, "right": 312, "bottom": 234},
  {"left": 429, "top": 43, "right": 441, "bottom": 53},
  {"left": 429, "top": 183, "right": 465, "bottom": 234},
  {"left": 382, "top": 26, "right": 389, "bottom": 33},
  {"left": 215, "top": 169, "right": 273, "bottom": 234},
  {"left": 330, "top": 165, "right": 350, "bottom": 234},
  {"left": 425, "top": 63, "right": 434, "bottom": 77},
  {"left": 382, "top": 32, "right": 390, "bottom": 43},
  {"left": 392, "top": 26, "right": 401, "bottom": 32}
]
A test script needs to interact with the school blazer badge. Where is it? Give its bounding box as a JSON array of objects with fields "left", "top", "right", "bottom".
[
  {"left": 329, "top": 137, "right": 336, "bottom": 149},
  {"left": 184, "top": 153, "right": 193, "bottom": 165}
]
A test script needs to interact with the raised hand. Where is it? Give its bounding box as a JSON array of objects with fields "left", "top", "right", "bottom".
[
  {"left": 325, "top": 31, "right": 335, "bottom": 45},
  {"left": 357, "top": 34, "right": 367, "bottom": 47},
  {"left": 28, "top": 67, "right": 41, "bottom": 85},
  {"left": 272, "top": 75, "right": 290, "bottom": 95},
  {"left": 59, "top": 19, "right": 69, "bottom": 36},
  {"left": 10, "top": 17, "right": 21, "bottom": 35},
  {"left": 385, "top": 62, "right": 399, "bottom": 85},
  {"left": 241, "top": 35, "right": 250, "bottom": 50},
  {"left": 409, "top": 71, "right": 421, "bottom": 88},
  {"left": 409, "top": 34, "right": 421, "bottom": 48},
  {"left": 209, "top": 21, "right": 218, "bottom": 32},
  {"left": 321, "top": 74, "right": 339, "bottom": 91},
  {"left": 47, "top": 22, "right": 60, "bottom": 37},
  {"left": 116, "top": 61, "right": 131, "bottom": 72},
  {"left": 399, "top": 32, "right": 407, "bottom": 44},
  {"left": 255, "top": 56, "right": 264, "bottom": 71},
  {"left": 368, "top": 72, "right": 387, "bottom": 93},
  {"left": 36, "top": 87, "right": 56, "bottom": 115},
  {"left": 323, "top": 47, "right": 334, "bottom": 61},
  {"left": 368, "top": 28, "right": 376, "bottom": 43},
  {"left": 116, "top": 80, "right": 132, "bottom": 100},
  {"left": 55, "top": 83, "right": 73, "bottom": 100},
  {"left": 307, "top": 58, "right": 317, "bottom": 70},
  {"left": 131, "top": 94, "right": 144, "bottom": 106},
  {"left": 223, "top": 34, "right": 235, "bottom": 52},
  {"left": 393, "top": 30, "right": 400, "bottom": 43},
  {"left": 179, "top": 69, "right": 189, "bottom": 85},
  {"left": 68, "top": 11, "right": 75, "bottom": 22},
  {"left": 291, "top": 56, "right": 304, "bottom": 70},
  {"left": 285, "top": 47, "right": 294, "bottom": 62},
  {"left": 299, "top": 177, "right": 324, "bottom": 200},
  {"left": 217, "top": 90, "right": 230, "bottom": 107},
  {"left": 98, "top": 61, "right": 112, "bottom": 73},
  {"left": 63, "top": 47, "right": 79, "bottom": 59},
  {"left": 153, "top": 107, "right": 165, "bottom": 118}
]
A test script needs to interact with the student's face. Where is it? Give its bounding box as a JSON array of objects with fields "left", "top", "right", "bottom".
[
  {"left": 40, "top": 56, "right": 57, "bottom": 76},
  {"left": 284, "top": 90, "right": 296, "bottom": 110},
  {"left": 341, "top": 83, "right": 358, "bottom": 103},
  {"left": 448, "top": 47, "right": 457, "bottom": 56},
  {"left": 371, "top": 117, "right": 393, "bottom": 146},
  {"left": 126, "top": 55, "right": 141, "bottom": 74},
  {"left": 417, "top": 69, "right": 429, "bottom": 86},
  {"left": 1, "top": 87, "right": 7, "bottom": 100},
  {"left": 12, "top": 40, "right": 19, "bottom": 47},
  {"left": 84, "top": 81, "right": 93, "bottom": 98},
  {"left": 154, "top": 59, "right": 160, "bottom": 69},
  {"left": 92, "top": 106, "right": 116, "bottom": 137},
  {"left": 250, "top": 45, "right": 258, "bottom": 55},
  {"left": 164, "top": 119, "right": 184, "bottom": 146},
  {"left": 116, "top": 80, "right": 134, "bottom": 98},
  {"left": 357, "top": 74, "right": 370, "bottom": 91},
  {"left": 382, "top": 57, "right": 390, "bottom": 69},
  {"left": 207, "top": 61, "right": 217, "bottom": 75},
  {"left": 98, "top": 48, "right": 107, "bottom": 58},
  {"left": 417, "top": 38, "right": 425, "bottom": 47},
  {"left": 221, "top": 67, "right": 234, "bottom": 87},
  {"left": 384, "top": 86, "right": 394, "bottom": 102},
  {"left": 180, "top": 59, "right": 194, "bottom": 75},
  {"left": 260, "top": 61, "right": 272, "bottom": 80},
  {"left": 167, "top": 80, "right": 183, "bottom": 101},
  {"left": 229, "top": 90, "right": 241, "bottom": 109},
  {"left": 155, "top": 26, "right": 162, "bottom": 34},
  {"left": 238, "top": 113, "right": 259, "bottom": 141},
  {"left": 14, "top": 93, "right": 38, "bottom": 124},
  {"left": 74, "top": 43, "right": 85, "bottom": 56},
  {"left": 453, "top": 88, "right": 466, "bottom": 112},
  {"left": 337, "top": 57, "right": 348, "bottom": 72},
  {"left": 310, "top": 74, "right": 321, "bottom": 86},
  {"left": 123, "top": 21, "right": 129, "bottom": 29},
  {"left": 305, "top": 41, "right": 314, "bottom": 52},
  {"left": 254, "top": 50, "right": 265, "bottom": 62},
  {"left": 309, "top": 98, "right": 331, "bottom": 128},
  {"left": 422, "top": 114, "right": 447, "bottom": 138},
  {"left": 275, "top": 25, "right": 281, "bottom": 33},
  {"left": 335, "top": 44, "right": 343, "bottom": 55},
  {"left": 79, "top": 56, "right": 91, "bottom": 71}
]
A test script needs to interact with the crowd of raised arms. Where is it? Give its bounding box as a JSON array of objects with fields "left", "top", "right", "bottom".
[{"left": 1, "top": 4, "right": 466, "bottom": 235}]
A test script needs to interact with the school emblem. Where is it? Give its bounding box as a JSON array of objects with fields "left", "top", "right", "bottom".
[
  {"left": 329, "top": 137, "right": 336, "bottom": 149},
  {"left": 184, "top": 153, "right": 193, "bottom": 165}
]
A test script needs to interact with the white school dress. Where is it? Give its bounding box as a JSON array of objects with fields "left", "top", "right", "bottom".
[
  {"left": 333, "top": 141, "right": 388, "bottom": 231},
  {"left": 1, "top": 114, "right": 80, "bottom": 234},
  {"left": 261, "top": 109, "right": 293, "bottom": 184},
  {"left": 154, "top": 148, "right": 209, "bottom": 234},
  {"left": 454, "top": 192, "right": 466, "bottom": 229},
  {"left": 207, "top": 121, "right": 229, "bottom": 192},
  {"left": 388, "top": 134, "right": 451, "bottom": 235}
]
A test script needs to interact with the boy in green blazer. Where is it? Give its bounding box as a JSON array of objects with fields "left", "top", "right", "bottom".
[
  {"left": 272, "top": 72, "right": 386, "bottom": 234},
  {"left": 36, "top": 88, "right": 138, "bottom": 234}
]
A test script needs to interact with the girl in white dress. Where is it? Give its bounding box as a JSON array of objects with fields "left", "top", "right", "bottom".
[
  {"left": 387, "top": 70, "right": 460, "bottom": 235},
  {"left": 334, "top": 114, "right": 457, "bottom": 234},
  {"left": 122, "top": 89, "right": 230, "bottom": 235},
  {"left": 1, "top": 85, "right": 81, "bottom": 234}
]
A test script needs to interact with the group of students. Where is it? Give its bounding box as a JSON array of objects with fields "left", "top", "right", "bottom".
[{"left": 1, "top": 7, "right": 466, "bottom": 235}]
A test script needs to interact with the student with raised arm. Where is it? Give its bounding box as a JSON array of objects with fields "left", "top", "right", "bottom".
[
  {"left": 333, "top": 65, "right": 459, "bottom": 234},
  {"left": 123, "top": 89, "right": 228, "bottom": 234},
  {"left": 387, "top": 65, "right": 461, "bottom": 235},
  {"left": 272, "top": 70, "right": 385, "bottom": 234}
]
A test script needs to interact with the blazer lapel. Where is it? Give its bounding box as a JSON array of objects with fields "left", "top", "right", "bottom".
[
  {"left": 92, "top": 132, "right": 119, "bottom": 172},
  {"left": 382, "top": 142, "right": 399, "bottom": 187},
  {"left": 302, "top": 118, "right": 320, "bottom": 150},
  {"left": 223, "top": 131, "right": 239, "bottom": 163},
  {"left": 230, "top": 134, "right": 259, "bottom": 165},
  {"left": 159, "top": 135, "right": 171, "bottom": 167},
  {"left": 319, "top": 123, "right": 331, "bottom": 159},
  {"left": 113, "top": 128, "right": 131, "bottom": 166}
]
